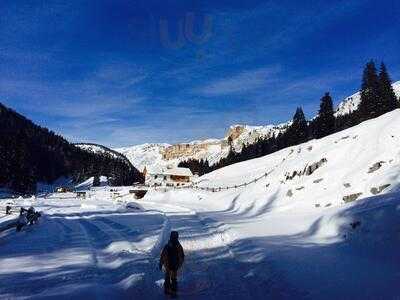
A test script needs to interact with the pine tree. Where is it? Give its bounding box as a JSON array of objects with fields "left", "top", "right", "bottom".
[
  {"left": 358, "top": 60, "right": 381, "bottom": 120},
  {"left": 289, "top": 107, "right": 308, "bottom": 145},
  {"left": 93, "top": 175, "right": 101, "bottom": 187},
  {"left": 227, "top": 136, "right": 233, "bottom": 151},
  {"left": 378, "top": 62, "right": 398, "bottom": 112},
  {"left": 315, "top": 92, "right": 335, "bottom": 139}
]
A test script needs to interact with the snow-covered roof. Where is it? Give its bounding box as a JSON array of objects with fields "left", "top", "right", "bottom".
[
  {"left": 163, "top": 167, "right": 193, "bottom": 177},
  {"left": 146, "top": 166, "right": 164, "bottom": 175},
  {"left": 147, "top": 167, "right": 193, "bottom": 177}
]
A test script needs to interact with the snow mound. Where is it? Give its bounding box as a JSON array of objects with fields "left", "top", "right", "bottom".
[
  {"left": 125, "top": 202, "right": 144, "bottom": 211},
  {"left": 75, "top": 176, "right": 108, "bottom": 190}
]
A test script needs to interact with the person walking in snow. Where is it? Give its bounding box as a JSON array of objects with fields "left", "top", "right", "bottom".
[
  {"left": 16, "top": 208, "right": 27, "bottom": 232},
  {"left": 26, "top": 206, "right": 36, "bottom": 225},
  {"left": 159, "top": 231, "right": 185, "bottom": 295}
]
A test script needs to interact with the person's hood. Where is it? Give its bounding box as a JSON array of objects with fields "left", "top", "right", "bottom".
[
  {"left": 169, "top": 237, "right": 179, "bottom": 245},
  {"left": 169, "top": 231, "right": 179, "bottom": 244}
]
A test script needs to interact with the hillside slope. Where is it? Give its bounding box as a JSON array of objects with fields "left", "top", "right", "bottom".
[
  {"left": 74, "top": 143, "right": 137, "bottom": 170},
  {"left": 197, "top": 109, "right": 400, "bottom": 214},
  {"left": 115, "top": 143, "right": 171, "bottom": 172},
  {"left": 140, "top": 110, "right": 400, "bottom": 298}
]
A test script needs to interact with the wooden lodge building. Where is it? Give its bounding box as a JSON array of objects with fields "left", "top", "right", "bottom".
[{"left": 143, "top": 165, "right": 193, "bottom": 187}]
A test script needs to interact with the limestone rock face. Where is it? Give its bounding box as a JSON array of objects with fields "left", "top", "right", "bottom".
[
  {"left": 227, "top": 125, "right": 246, "bottom": 141},
  {"left": 161, "top": 124, "right": 267, "bottom": 161},
  {"left": 162, "top": 142, "right": 222, "bottom": 160}
]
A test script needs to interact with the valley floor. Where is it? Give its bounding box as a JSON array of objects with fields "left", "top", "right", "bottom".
[{"left": 0, "top": 186, "right": 399, "bottom": 299}]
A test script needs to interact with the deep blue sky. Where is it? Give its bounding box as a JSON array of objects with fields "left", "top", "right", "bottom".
[{"left": 1, "top": 1, "right": 399, "bottom": 147}]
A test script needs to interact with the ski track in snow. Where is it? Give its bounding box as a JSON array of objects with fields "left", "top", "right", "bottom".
[
  {"left": 142, "top": 200, "right": 304, "bottom": 299},
  {"left": 0, "top": 204, "right": 170, "bottom": 299},
  {"left": 0, "top": 197, "right": 269, "bottom": 299}
]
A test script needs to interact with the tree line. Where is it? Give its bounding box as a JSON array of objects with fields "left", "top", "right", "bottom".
[
  {"left": 179, "top": 60, "right": 399, "bottom": 176},
  {"left": 0, "top": 104, "right": 144, "bottom": 194}
]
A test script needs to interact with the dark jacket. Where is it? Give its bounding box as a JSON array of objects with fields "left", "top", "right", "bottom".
[{"left": 160, "top": 239, "right": 185, "bottom": 271}]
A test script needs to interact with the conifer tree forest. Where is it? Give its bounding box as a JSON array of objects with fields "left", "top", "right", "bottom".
[{"left": 0, "top": 104, "right": 144, "bottom": 194}]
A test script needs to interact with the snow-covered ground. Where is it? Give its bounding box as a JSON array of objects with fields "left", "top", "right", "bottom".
[
  {"left": 1, "top": 110, "right": 400, "bottom": 299},
  {"left": 0, "top": 191, "right": 169, "bottom": 299}
]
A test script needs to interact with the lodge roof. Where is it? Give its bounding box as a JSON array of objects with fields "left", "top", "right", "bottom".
[{"left": 147, "top": 166, "right": 193, "bottom": 177}]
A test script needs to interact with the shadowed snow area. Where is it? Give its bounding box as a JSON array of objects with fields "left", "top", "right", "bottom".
[{"left": 2, "top": 111, "right": 400, "bottom": 299}]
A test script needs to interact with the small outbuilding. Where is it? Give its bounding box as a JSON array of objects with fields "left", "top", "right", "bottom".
[
  {"left": 76, "top": 191, "right": 87, "bottom": 199},
  {"left": 129, "top": 189, "right": 147, "bottom": 199},
  {"left": 56, "top": 187, "right": 72, "bottom": 193}
]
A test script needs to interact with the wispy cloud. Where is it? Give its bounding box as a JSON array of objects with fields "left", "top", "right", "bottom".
[
  {"left": 0, "top": 60, "right": 149, "bottom": 118},
  {"left": 194, "top": 66, "right": 280, "bottom": 97},
  {"left": 1, "top": 79, "right": 145, "bottom": 117},
  {"left": 94, "top": 63, "right": 148, "bottom": 88},
  {"left": 281, "top": 72, "right": 359, "bottom": 95}
]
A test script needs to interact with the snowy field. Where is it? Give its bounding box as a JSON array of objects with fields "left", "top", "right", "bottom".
[{"left": 1, "top": 111, "right": 400, "bottom": 299}]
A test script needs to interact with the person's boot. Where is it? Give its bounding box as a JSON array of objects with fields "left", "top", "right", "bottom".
[
  {"left": 171, "top": 278, "right": 178, "bottom": 294},
  {"left": 164, "top": 275, "right": 171, "bottom": 295}
]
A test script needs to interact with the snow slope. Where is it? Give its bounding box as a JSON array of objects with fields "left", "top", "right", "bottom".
[
  {"left": 75, "top": 143, "right": 135, "bottom": 169},
  {"left": 197, "top": 109, "right": 400, "bottom": 212},
  {"left": 75, "top": 143, "right": 121, "bottom": 159},
  {"left": 139, "top": 110, "right": 400, "bottom": 298},
  {"left": 75, "top": 176, "right": 109, "bottom": 190},
  {"left": 115, "top": 143, "right": 171, "bottom": 172}
]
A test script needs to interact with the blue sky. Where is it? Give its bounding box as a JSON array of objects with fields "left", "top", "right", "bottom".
[{"left": 1, "top": 0, "right": 399, "bottom": 147}]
